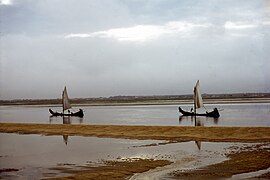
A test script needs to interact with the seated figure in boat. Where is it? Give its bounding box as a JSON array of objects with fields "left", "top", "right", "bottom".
[{"left": 206, "top": 108, "right": 220, "bottom": 117}]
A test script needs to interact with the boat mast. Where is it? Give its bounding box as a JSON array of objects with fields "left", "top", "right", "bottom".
[
  {"left": 193, "top": 81, "right": 197, "bottom": 124},
  {"left": 194, "top": 89, "right": 196, "bottom": 115},
  {"left": 62, "top": 89, "right": 64, "bottom": 114},
  {"left": 194, "top": 86, "right": 196, "bottom": 118}
]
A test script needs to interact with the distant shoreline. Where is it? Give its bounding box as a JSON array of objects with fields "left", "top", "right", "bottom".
[{"left": 1, "top": 93, "right": 270, "bottom": 106}]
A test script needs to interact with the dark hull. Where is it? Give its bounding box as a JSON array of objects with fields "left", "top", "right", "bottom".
[
  {"left": 49, "top": 109, "right": 84, "bottom": 117},
  {"left": 178, "top": 107, "right": 220, "bottom": 118}
]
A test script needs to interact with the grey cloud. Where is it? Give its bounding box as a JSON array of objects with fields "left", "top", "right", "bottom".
[
  {"left": 1, "top": 0, "right": 133, "bottom": 35},
  {"left": 0, "top": 0, "right": 269, "bottom": 99}
]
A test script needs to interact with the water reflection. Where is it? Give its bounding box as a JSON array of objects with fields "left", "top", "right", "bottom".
[
  {"left": 178, "top": 115, "right": 219, "bottom": 150},
  {"left": 179, "top": 115, "right": 219, "bottom": 126},
  {"left": 63, "top": 116, "right": 71, "bottom": 124},
  {"left": 63, "top": 135, "right": 68, "bottom": 145},
  {"left": 195, "top": 118, "right": 203, "bottom": 150},
  {"left": 62, "top": 117, "right": 71, "bottom": 145},
  {"left": 49, "top": 116, "right": 83, "bottom": 124},
  {"left": 49, "top": 116, "right": 83, "bottom": 145},
  {"left": 206, "top": 116, "right": 219, "bottom": 124},
  {"left": 1, "top": 103, "right": 269, "bottom": 126},
  {"left": 1, "top": 132, "right": 243, "bottom": 179}
]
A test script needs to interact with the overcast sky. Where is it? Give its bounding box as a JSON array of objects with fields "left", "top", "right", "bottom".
[{"left": 0, "top": 0, "right": 269, "bottom": 99}]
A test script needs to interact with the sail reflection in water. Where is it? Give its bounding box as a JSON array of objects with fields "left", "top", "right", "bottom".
[
  {"left": 195, "top": 118, "right": 204, "bottom": 150},
  {"left": 62, "top": 117, "right": 71, "bottom": 145},
  {"left": 49, "top": 116, "right": 83, "bottom": 145},
  {"left": 179, "top": 115, "right": 214, "bottom": 150}
]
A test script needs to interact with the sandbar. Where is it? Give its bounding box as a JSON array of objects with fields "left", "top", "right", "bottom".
[
  {"left": 0, "top": 123, "right": 270, "bottom": 142},
  {"left": 171, "top": 143, "right": 270, "bottom": 179},
  {"left": 47, "top": 159, "right": 171, "bottom": 180},
  {"left": 1, "top": 123, "right": 270, "bottom": 179}
]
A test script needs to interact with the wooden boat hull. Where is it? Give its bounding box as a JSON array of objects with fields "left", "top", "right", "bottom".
[
  {"left": 178, "top": 107, "right": 220, "bottom": 118},
  {"left": 49, "top": 109, "right": 84, "bottom": 117}
]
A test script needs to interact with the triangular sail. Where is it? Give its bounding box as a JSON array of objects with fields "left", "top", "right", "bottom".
[
  {"left": 62, "top": 86, "right": 72, "bottom": 111},
  {"left": 194, "top": 80, "right": 204, "bottom": 109}
]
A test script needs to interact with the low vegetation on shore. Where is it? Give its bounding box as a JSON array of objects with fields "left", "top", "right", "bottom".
[{"left": 1, "top": 93, "right": 269, "bottom": 106}]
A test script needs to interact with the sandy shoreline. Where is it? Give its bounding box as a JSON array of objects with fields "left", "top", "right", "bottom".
[
  {"left": 46, "top": 159, "right": 172, "bottom": 180},
  {"left": 171, "top": 143, "right": 270, "bottom": 179},
  {"left": 0, "top": 123, "right": 270, "bottom": 142},
  {"left": 43, "top": 147, "right": 270, "bottom": 180},
  {"left": 42, "top": 143, "right": 270, "bottom": 180},
  {"left": 1, "top": 123, "right": 270, "bottom": 179}
]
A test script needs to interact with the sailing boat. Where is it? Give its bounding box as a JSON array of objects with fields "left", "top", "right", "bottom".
[
  {"left": 178, "top": 80, "right": 220, "bottom": 118},
  {"left": 49, "top": 86, "right": 84, "bottom": 117}
]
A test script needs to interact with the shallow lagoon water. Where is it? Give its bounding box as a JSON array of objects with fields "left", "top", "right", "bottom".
[
  {"left": 0, "top": 103, "right": 269, "bottom": 179},
  {"left": 0, "top": 133, "right": 254, "bottom": 179},
  {"left": 0, "top": 103, "right": 269, "bottom": 126},
  {"left": 0, "top": 133, "right": 161, "bottom": 179}
]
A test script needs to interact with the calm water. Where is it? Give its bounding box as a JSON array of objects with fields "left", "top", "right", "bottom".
[
  {"left": 1, "top": 104, "right": 269, "bottom": 179},
  {"left": 0, "top": 133, "right": 254, "bottom": 179},
  {"left": 0, "top": 103, "right": 269, "bottom": 126}
]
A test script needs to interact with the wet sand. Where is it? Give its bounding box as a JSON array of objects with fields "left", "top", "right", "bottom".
[
  {"left": 1, "top": 123, "right": 270, "bottom": 179},
  {"left": 44, "top": 145, "right": 270, "bottom": 180},
  {"left": 171, "top": 143, "right": 270, "bottom": 179},
  {"left": 0, "top": 123, "right": 270, "bottom": 142},
  {"left": 47, "top": 159, "right": 171, "bottom": 180}
]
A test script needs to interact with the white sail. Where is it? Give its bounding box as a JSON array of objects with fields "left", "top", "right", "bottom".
[
  {"left": 62, "top": 86, "right": 72, "bottom": 111},
  {"left": 194, "top": 80, "right": 204, "bottom": 109}
]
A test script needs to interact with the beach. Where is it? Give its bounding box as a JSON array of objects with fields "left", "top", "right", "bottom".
[{"left": 1, "top": 123, "right": 270, "bottom": 179}]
